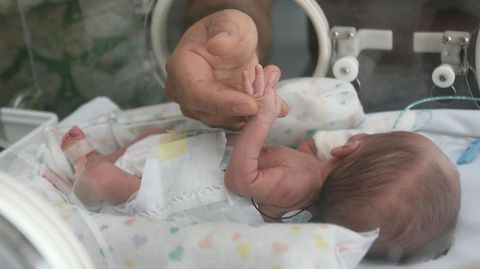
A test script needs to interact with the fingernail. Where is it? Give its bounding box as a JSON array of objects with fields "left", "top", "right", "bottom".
[
  {"left": 212, "top": 32, "right": 229, "bottom": 39},
  {"left": 232, "top": 104, "right": 254, "bottom": 116}
]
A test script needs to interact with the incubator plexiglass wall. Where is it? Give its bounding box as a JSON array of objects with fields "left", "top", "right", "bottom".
[
  {"left": 1, "top": 1, "right": 480, "bottom": 269},
  {"left": 1, "top": 0, "right": 479, "bottom": 117},
  {"left": 1, "top": 0, "right": 167, "bottom": 117}
]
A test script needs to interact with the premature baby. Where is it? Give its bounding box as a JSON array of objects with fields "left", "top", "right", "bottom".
[{"left": 60, "top": 65, "right": 460, "bottom": 261}]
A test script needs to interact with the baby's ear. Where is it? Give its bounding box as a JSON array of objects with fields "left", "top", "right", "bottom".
[{"left": 330, "top": 140, "right": 361, "bottom": 158}]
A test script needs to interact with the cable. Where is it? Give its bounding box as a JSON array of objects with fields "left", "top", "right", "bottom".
[
  {"left": 466, "top": 64, "right": 480, "bottom": 109},
  {"left": 251, "top": 198, "right": 316, "bottom": 222},
  {"left": 393, "top": 95, "right": 480, "bottom": 130}
]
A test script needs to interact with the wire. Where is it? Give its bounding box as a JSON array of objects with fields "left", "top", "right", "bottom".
[
  {"left": 466, "top": 64, "right": 480, "bottom": 109},
  {"left": 251, "top": 199, "right": 316, "bottom": 221},
  {"left": 393, "top": 95, "right": 480, "bottom": 130}
]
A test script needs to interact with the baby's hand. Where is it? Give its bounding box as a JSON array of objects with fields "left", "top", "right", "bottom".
[{"left": 242, "top": 65, "right": 282, "bottom": 121}]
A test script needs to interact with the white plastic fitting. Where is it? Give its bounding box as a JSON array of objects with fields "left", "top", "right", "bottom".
[
  {"left": 333, "top": 56, "right": 359, "bottom": 82},
  {"left": 413, "top": 32, "right": 444, "bottom": 53},
  {"left": 413, "top": 31, "right": 470, "bottom": 77},
  {"left": 330, "top": 27, "right": 393, "bottom": 58},
  {"left": 432, "top": 64, "right": 456, "bottom": 88},
  {"left": 357, "top": 29, "right": 393, "bottom": 52}
]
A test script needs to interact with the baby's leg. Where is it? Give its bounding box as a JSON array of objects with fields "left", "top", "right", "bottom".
[
  {"left": 61, "top": 126, "right": 147, "bottom": 208},
  {"left": 102, "top": 127, "right": 167, "bottom": 163},
  {"left": 72, "top": 158, "right": 140, "bottom": 206}
]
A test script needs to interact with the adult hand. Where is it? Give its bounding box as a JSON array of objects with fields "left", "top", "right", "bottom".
[{"left": 165, "top": 9, "right": 288, "bottom": 130}]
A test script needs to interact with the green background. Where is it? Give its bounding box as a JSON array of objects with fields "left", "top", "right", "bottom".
[{"left": 1, "top": 0, "right": 167, "bottom": 119}]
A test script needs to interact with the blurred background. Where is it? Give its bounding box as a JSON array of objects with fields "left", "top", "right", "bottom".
[{"left": 1, "top": 0, "right": 479, "bottom": 119}]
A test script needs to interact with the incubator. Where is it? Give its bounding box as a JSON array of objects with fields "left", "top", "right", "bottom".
[{"left": 1, "top": 0, "right": 480, "bottom": 268}]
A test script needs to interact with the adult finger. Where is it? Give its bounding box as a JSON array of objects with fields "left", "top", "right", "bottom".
[
  {"left": 167, "top": 75, "right": 258, "bottom": 118},
  {"left": 191, "top": 109, "right": 248, "bottom": 130},
  {"left": 188, "top": 81, "right": 259, "bottom": 117}
]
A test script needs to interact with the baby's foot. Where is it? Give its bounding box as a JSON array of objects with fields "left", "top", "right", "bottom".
[
  {"left": 61, "top": 126, "right": 95, "bottom": 165},
  {"left": 61, "top": 126, "right": 103, "bottom": 209},
  {"left": 61, "top": 125, "right": 84, "bottom": 148}
]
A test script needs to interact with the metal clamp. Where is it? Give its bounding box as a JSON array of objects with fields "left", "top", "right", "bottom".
[
  {"left": 413, "top": 31, "right": 471, "bottom": 75},
  {"left": 330, "top": 26, "right": 392, "bottom": 82},
  {"left": 330, "top": 26, "right": 393, "bottom": 60}
]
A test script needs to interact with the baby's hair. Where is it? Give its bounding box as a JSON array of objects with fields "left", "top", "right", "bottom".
[{"left": 317, "top": 132, "right": 460, "bottom": 262}]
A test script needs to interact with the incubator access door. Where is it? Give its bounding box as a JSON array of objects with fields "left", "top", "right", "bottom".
[{"left": 0, "top": 171, "right": 94, "bottom": 269}]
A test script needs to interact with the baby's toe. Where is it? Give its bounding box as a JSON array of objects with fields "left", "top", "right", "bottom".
[{"left": 61, "top": 126, "right": 86, "bottom": 150}]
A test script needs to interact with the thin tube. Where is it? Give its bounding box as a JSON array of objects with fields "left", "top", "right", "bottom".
[{"left": 393, "top": 96, "right": 480, "bottom": 130}]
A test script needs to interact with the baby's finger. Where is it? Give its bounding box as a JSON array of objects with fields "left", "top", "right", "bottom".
[
  {"left": 275, "top": 95, "right": 283, "bottom": 115},
  {"left": 263, "top": 65, "right": 281, "bottom": 85},
  {"left": 279, "top": 99, "right": 289, "bottom": 118},
  {"left": 265, "top": 71, "right": 280, "bottom": 96},
  {"left": 253, "top": 64, "right": 265, "bottom": 97},
  {"left": 242, "top": 71, "right": 254, "bottom": 96}
]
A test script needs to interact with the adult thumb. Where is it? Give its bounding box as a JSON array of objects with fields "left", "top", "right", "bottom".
[
  {"left": 206, "top": 12, "right": 241, "bottom": 56},
  {"left": 207, "top": 25, "right": 238, "bottom": 56}
]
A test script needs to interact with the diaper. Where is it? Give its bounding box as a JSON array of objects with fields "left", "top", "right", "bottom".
[
  {"left": 114, "top": 135, "right": 161, "bottom": 177},
  {"left": 117, "top": 131, "right": 263, "bottom": 224},
  {"left": 267, "top": 78, "right": 365, "bottom": 147}
]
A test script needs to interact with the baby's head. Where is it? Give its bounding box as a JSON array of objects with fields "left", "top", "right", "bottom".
[{"left": 316, "top": 131, "right": 460, "bottom": 262}]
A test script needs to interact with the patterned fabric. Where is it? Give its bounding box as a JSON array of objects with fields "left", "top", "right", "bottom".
[
  {"left": 267, "top": 78, "right": 365, "bottom": 147},
  {"left": 58, "top": 205, "right": 377, "bottom": 269},
  {"left": 2, "top": 100, "right": 377, "bottom": 269}
]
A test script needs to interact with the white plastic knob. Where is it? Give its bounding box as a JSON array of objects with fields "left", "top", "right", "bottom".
[
  {"left": 333, "top": 56, "right": 359, "bottom": 82},
  {"left": 432, "top": 64, "right": 455, "bottom": 88}
]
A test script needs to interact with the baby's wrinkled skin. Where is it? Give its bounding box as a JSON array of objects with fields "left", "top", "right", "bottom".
[{"left": 225, "top": 65, "right": 338, "bottom": 219}]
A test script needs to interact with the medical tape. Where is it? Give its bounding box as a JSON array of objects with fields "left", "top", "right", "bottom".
[{"left": 63, "top": 139, "right": 95, "bottom": 164}]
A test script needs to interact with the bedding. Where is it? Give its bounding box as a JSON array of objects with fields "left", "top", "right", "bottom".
[
  {"left": 2, "top": 82, "right": 480, "bottom": 268},
  {"left": 1, "top": 97, "right": 377, "bottom": 269}
]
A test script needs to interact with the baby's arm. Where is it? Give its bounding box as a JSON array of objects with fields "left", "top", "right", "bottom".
[{"left": 225, "top": 65, "right": 282, "bottom": 199}]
